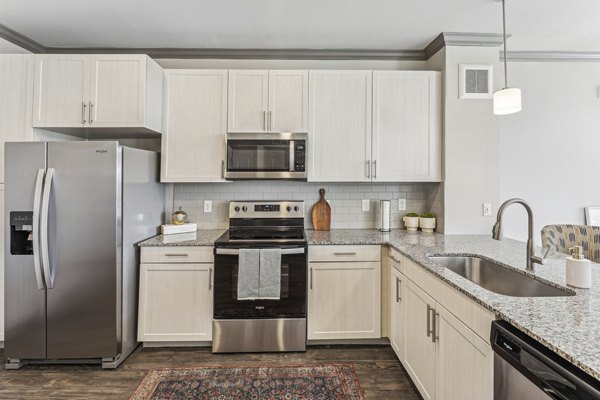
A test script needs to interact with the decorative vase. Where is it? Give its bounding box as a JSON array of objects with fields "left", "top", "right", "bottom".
[
  {"left": 403, "top": 216, "right": 420, "bottom": 232},
  {"left": 419, "top": 217, "right": 436, "bottom": 233},
  {"left": 171, "top": 207, "right": 188, "bottom": 225}
]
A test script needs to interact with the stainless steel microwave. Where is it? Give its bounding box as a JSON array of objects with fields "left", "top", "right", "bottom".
[{"left": 225, "top": 133, "right": 307, "bottom": 180}]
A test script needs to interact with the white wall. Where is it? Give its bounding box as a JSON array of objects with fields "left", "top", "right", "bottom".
[
  {"left": 499, "top": 61, "right": 600, "bottom": 244},
  {"left": 441, "top": 46, "right": 501, "bottom": 234}
]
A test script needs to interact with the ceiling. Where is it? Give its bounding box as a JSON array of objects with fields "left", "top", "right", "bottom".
[{"left": 1, "top": 0, "right": 599, "bottom": 52}]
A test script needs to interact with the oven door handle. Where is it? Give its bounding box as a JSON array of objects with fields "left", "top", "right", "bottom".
[{"left": 215, "top": 247, "right": 305, "bottom": 255}]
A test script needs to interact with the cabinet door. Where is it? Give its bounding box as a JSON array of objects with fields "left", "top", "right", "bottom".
[
  {"left": 404, "top": 279, "right": 436, "bottom": 400},
  {"left": 372, "top": 71, "right": 442, "bottom": 182},
  {"left": 33, "top": 55, "right": 90, "bottom": 127},
  {"left": 268, "top": 70, "right": 308, "bottom": 133},
  {"left": 228, "top": 70, "right": 268, "bottom": 132},
  {"left": 435, "top": 305, "right": 493, "bottom": 400},
  {"left": 308, "top": 70, "right": 372, "bottom": 182},
  {"left": 161, "top": 70, "right": 227, "bottom": 182},
  {"left": 390, "top": 265, "right": 407, "bottom": 362},
  {"left": 138, "top": 263, "right": 213, "bottom": 342},
  {"left": 0, "top": 55, "right": 34, "bottom": 183},
  {"left": 0, "top": 185, "right": 4, "bottom": 341},
  {"left": 89, "top": 55, "right": 146, "bottom": 127},
  {"left": 308, "top": 261, "right": 380, "bottom": 340}
]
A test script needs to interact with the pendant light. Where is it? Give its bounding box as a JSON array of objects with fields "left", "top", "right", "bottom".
[{"left": 493, "top": 0, "right": 521, "bottom": 115}]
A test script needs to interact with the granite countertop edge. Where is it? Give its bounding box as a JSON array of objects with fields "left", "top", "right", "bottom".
[{"left": 138, "top": 228, "right": 600, "bottom": 381}]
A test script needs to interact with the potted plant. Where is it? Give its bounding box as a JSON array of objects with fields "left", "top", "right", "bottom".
[
  {"left": 403, "top": 212, "right": 420, "bottom": 232},
  {"left": 420, "top": 212, "right": 436, "bottom": 233}
]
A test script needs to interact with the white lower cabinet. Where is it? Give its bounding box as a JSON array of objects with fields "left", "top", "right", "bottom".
[
  {"left": 389, "top": 252, "right": 494, "bottom": 400},
  {"left": 138, "top": 247, "right": 213, "bottom": 343},
  {"left": 308, "top": 245, "right": 381, "bottom": 340},
  {"left": 389, "top": 262, "right": 406, "bottom": 360}
]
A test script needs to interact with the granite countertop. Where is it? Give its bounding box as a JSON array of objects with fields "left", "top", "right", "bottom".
[
  {"left": 138, "top": 228, "right": 600, "bottom": 380},
  {"left": 138, "top": 229, "right": 226, "bottom": 246},
  {"left": 309, "top": 229, "right": 600, "bottom": 381}
]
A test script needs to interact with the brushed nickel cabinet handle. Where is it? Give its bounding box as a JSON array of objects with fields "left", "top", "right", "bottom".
[
  {"left": 426, "top": 304, "right": 433, "bottom": 338},
  {"left": 366, "top": 160, "right": 371, "bottom": 178},
  {"left": 390, "top": 255, "right": 401, "bottom": 264},
  {"left": 165, "top": 253, "right": 189, "bottom": 257},
  {"left": 221, "top": 160, "right": 225, "bottom": 179},
  {"left": 396, "top": 277, "right": 401, "bottom": 303},
  {"left": 89, "top": 101, "right": 94, "bottom": 124},
  {"left": 209, "top": 268, "right": 213, "bottom": 290},
  {"left": 373, "top": 160, "right": 377, "bottom": 179},
  {"left": 333, "top": 252, "right": 357, "bottom": 256},
  {"left": 268, "top": 111, "right": 272, "bottom": 131},
  {"left": 263, "top": 111, "right": 267, "bottom": 131},
  {"left": 433, "top": 311, "right": 439, "bottom": 343},
  {"left": 310, "top": 267, "right": 313, "bottom": 290},
  {"left": 82, "top": 101, "right": 87, "bottom": 124}
]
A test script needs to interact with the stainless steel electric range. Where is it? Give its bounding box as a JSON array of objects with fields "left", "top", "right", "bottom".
[{"left": 212, "top": 201, "right": 307, "bottom": 353}]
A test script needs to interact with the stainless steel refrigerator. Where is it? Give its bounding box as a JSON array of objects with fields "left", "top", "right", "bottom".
[{"left": 4, "top": 141, "right": 164, "bottom": 369}]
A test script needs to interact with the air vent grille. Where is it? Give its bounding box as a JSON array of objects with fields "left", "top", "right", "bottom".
[{"left": 459, "top": 64, "right": 493, "bottom": 99}]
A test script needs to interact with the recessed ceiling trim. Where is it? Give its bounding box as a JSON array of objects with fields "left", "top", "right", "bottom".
[
  {"left": 503, "top": 50, "right": 600, "bottom": 62},
  {"left": 0, "top": 23, "right": 45, "bottom": 53},
  {"left": 44, "top": 47, "right": 428, "bottom": 60}
]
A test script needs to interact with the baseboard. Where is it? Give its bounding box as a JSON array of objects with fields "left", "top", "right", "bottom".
[
  {"left": 308, "top": 338, "right": 390, "bottom": 346},
  {"left": 142, "top": 341, "right": 212, "bottom": 348}
]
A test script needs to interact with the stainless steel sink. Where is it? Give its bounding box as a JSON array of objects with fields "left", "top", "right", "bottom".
[{"left": 428, "top": 255, "right": 574, "bottom": 297}]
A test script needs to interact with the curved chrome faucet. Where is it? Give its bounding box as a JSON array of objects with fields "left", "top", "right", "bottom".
[{"left": 492, "top": 198, "right": 550, "bottom": 271}]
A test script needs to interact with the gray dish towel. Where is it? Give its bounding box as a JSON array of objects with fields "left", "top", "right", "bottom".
[
  {"left": 259, "top": 248, "right": 282, "bottom": 300},
  {"left": 237, "top": 249, "right": 260, "bottom": 300}
]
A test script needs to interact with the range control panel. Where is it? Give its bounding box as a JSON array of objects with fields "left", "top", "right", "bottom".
[{"left": 230, "top": 201, "right": 304, "bottom": 218}]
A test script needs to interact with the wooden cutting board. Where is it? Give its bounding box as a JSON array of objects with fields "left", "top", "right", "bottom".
[{"left": 312, "top": 188, "right": 331, "bottom": 231}]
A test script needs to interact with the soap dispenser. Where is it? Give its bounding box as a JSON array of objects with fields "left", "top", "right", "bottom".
[{"left": 566, "top": 246, "right": 591, "bottom": 289}]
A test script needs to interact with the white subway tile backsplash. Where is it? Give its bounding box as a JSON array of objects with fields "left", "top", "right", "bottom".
[{"left": 173, "top": 182, "right": 442, "bottom": 230}]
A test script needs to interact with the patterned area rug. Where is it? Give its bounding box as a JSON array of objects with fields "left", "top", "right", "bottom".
[{"left": 129, "top": 363, "right": 364, "bottom": 400}]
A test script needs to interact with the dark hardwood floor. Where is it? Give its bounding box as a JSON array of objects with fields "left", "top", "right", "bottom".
[{"left": 0, "top": 345, "right": 420, "bottom": 400}]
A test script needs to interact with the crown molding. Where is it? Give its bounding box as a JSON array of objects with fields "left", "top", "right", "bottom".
[
  {"left": 425, "top": 32, "right": 508, "bottom": 58},
  {"left": 0, "top": 23, "right": 45, "bottom": 53},
  {"left": 503, "top": 50, "right": 600, "bottom": 62},
  {"left": 44, "top": 47, "right": 427, "bottom": 60}
]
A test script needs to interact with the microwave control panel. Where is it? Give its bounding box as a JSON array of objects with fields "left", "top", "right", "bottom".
[{"left": 294, "top": 141, "right": 305, "bottom": 172}]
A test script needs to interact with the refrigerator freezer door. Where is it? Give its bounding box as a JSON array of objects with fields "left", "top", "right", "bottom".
[
  {"left": 45, "top": 141, "right": 121, "bottom": 359},
  {"left": 4, "top": 142, "right": 47, "bottom": 360}
]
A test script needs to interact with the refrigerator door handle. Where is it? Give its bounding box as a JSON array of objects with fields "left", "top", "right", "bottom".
[
  {"left": 41, "top": 168, "right": 55, "bottom": 289},
  {"left": 32, "top": 168, "right": 46, "bottom": 290}
]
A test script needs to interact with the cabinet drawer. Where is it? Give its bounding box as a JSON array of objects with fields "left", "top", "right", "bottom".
[
  {"left": 309, "top": 245, "right": 381, "bottom": 262},
  {"left": 141, "top": 246, "right": 213, "bottom": 263}
]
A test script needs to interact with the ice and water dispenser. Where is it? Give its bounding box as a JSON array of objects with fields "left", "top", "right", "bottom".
[{"left": 10, "top": 211, "right": 34, "bottom": 255}]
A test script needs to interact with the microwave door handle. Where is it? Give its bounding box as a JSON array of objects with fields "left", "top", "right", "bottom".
[
  {"left": 289, "top": 141, "right": 295, "bottom": 172},
  {"left": 41, "top": 168, "right": 55, "bottom": 289},
  {"left": 32, "top": 169, "right": 46, "bottom": 290}
]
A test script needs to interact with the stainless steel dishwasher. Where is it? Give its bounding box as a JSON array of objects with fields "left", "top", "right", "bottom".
[{"left": 491, "top": 321, "right": 600, "bottom": 400}]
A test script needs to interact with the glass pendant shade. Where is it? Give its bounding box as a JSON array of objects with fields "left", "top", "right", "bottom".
[{"left": 493, "top": 87, "right": 521, "bottom": 115}]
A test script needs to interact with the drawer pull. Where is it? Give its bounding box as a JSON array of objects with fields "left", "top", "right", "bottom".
[
  {"left": 333, "top": 252, "right": 357, "bottom": 256},
  {"left": 390, "top": 255, "right": 401, "bottom": 264},
  {"left": 165, "top": 253, "right": 189, "bottom": 257}
]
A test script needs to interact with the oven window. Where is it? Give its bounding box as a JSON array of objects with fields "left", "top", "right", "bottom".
[
  {"left": 232, "top": 264, "right": 290, "bottom": 299},
  {"left": 227, "top": 140, "right": 290, "bottom": 171}
]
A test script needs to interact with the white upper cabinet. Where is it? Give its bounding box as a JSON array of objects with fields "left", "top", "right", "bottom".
[
  {"left": 161, "top": 69, "right": 228, "bottom": 182},
  {"left": 227, "top": 69, "right": 308, "bottom": 133},
  {"left": 0, "top": 55, "right": 34, "bottom": 183},
  {"left": 268, "top": 70, "right": 309, "bottom": 133},
  {"left": 227, "top": 70, "right": 269, "bottom": 132},
  {"left": 33, "top": 55, "right": 90, "bottom": 128},
  {"left": 33, "top": 54, "right": 163, "bottom": 133},
  {"left": 308, "top": 70, "right": 372, "bottom": 182},
  {"left": 372, "top": 71, "right": 442, "bottom": 182}
]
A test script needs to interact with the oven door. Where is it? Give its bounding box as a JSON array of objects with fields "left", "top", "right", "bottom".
[
  {"left": 225, "top": 133, "right": 306, "bottom": 180},
  {"left": 213, "top": 246, "right": 307, "bottom": 319}
]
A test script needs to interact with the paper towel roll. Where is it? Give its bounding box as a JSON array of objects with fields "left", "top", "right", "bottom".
[{"left": 380, "top": 200, "right": 391, "bottom": 232}]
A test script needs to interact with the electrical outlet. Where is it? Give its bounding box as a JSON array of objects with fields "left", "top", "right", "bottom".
[
  {"left": 204, "top": 200, "right": 212, "bottom": 213},
  {"left": 362, "top": 199, "right": 370, "bottom": 212},
  {"left": 398, "top": 199, "right": 406, "bottom": 211},
  {"left": 483, "top": 203, "right": 492, "bottom": 216}
]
